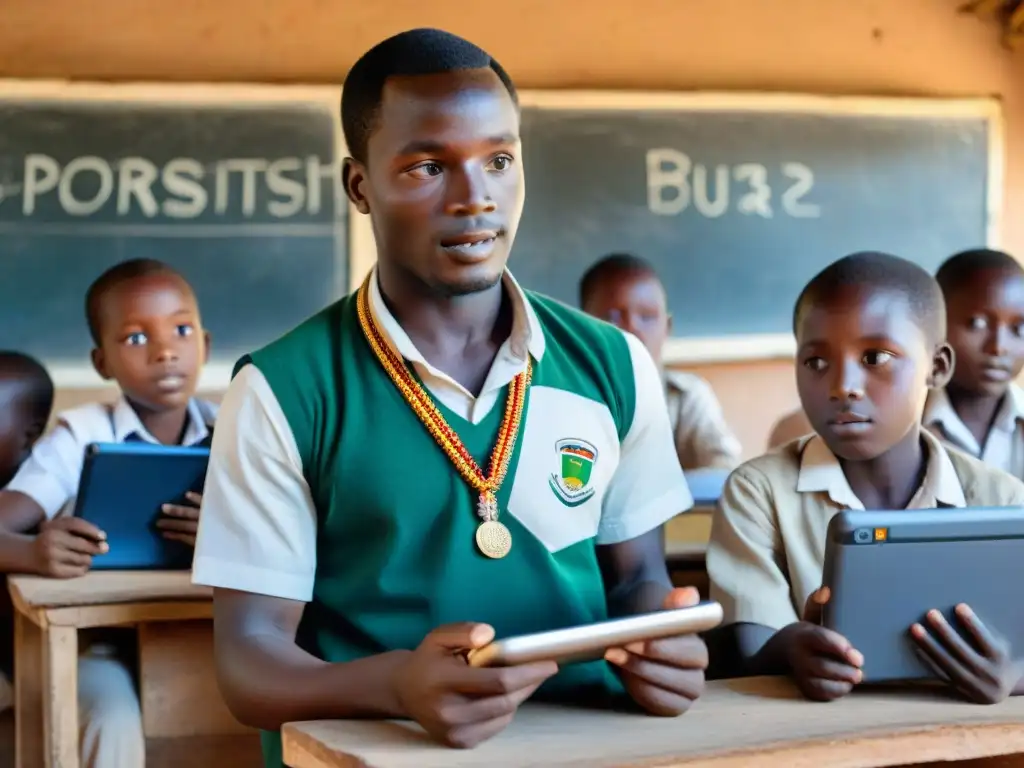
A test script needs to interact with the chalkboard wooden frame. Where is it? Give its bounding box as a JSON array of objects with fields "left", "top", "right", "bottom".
[
  {"left": 0, "top": 78, "right": 353, "bottom": 390},
  {"left": 505, "top": 90, "right": 1004, "bottom": 364}
]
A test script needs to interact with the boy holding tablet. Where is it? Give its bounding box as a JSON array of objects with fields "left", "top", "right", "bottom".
[
  {"left": 925, "top": 249, "right": 1024, "bottom": 480},
  {"left": 707, "top": 252, "right": 1024, "bottom": 704},
  {"left": 0, "top": 258, "right": 217, "bottom": 767}
]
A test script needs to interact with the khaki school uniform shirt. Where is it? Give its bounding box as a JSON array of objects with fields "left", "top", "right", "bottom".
[
  {"left": 664, "top": 371, "right": 742, "bottom": 471},
  {"left": 924, "top": 384, "right": 1024, "bottom": 481},
  {"left": 707, "top": 429, "right": 1024, "bottom": 630}
]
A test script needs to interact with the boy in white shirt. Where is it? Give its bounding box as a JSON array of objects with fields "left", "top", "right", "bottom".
[
  {"left": 580, "top": 253, "right": 742, "bottom": 470},
  {"left": 0, "top": 258, "right": 217, "bottom": 767},
  {"left": 0, "top": 351, "right": 55, "bottom": 711},
  {"left": 925, "top": 249, "right": 1024, "bottom": 479}
]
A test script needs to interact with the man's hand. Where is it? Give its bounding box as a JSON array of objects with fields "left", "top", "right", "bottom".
[
  {"left": 392, "top": 622, "right": 558, "bottom": 749},
  {"left": 912, "top": 603, "right": 1023, "bottom": 704},
  {"left": 785, "top": 586, "right": 863, "bottom": 701},
  {"left": 158, "top": 491, "right": 202, "bottom": 547},
  {"left": 32, "top": 517, "right": 108, "bottom": 578},
  {"left": 604, "top": 586, "right": 708, "bottom": 716}
]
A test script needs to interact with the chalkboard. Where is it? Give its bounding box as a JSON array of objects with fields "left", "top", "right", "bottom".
[
  {"left": 511, "top": 94, "right": 999, "bottom": 360},
  {"left": 0, "top": 83, "right": 345, "bottom": 380}
]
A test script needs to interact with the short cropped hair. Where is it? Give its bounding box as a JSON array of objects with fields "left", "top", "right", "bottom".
[
  {"left": 793, "top": 252, "right": 945, "bottom": 344},
  {"left": 341, "top": 28, "right": 518, "bottom": 164},
  {"left": 935, "top": 248, "right": 1024, "bottom": 298},
  {"left": 85, "top": 259, "right": 190, "bottom": 345},
  {"left": 0, "top": 351, "right": 54, "bottom": 421},
  {"left": 579, "top": 253, "right": 661, "bottom": 306}
]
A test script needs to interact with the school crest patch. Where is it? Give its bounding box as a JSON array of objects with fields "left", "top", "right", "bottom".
[{"left": 548, "top": 438, "right": 598, "bottom": 507}]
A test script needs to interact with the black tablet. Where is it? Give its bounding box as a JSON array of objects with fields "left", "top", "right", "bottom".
[
  {"left": 822, "top": 507, "right": 1024, "bottom": 683},
  {"left": 73, "top": 442, "right": 210, "bottom": 570}
]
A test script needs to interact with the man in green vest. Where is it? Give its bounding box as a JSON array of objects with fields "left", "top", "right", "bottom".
[{"left": 192, "top": 27, "right": 708, "bottom": 767}]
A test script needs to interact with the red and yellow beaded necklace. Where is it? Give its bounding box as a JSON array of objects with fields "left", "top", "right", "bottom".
[{"left": 356, "top": 275, "right": 530, "bottom": 559}]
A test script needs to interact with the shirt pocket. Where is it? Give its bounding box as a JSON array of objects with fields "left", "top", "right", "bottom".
[{"left": 505, "top": 386, "right": 620, "bottom": 553}]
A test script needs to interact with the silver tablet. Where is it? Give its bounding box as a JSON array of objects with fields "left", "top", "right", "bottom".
[{"left": 466, "top": 601, "right": 723, "bottom": 668}]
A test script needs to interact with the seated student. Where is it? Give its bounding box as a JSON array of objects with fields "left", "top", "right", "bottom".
[
  {"left": 0, "top": 350, "right": 55, "bottom": 710},
  {"left": 925, "top": 249, "right": 1024, "bottom": 480},
  {"left": 0, "top": 258, "right": 217, "bottom": 767},
  {"left": 766, "top": 407, "right": 813, "bottom": 449},
  {"left": 707, "top": 252, "right": 1024, "bottom": 703},
  {"left": 580, "top": 253, "right": 742, "bottom": 470},
  {"left": 0, "top": 351, "right": 54, "bottom": 491}
]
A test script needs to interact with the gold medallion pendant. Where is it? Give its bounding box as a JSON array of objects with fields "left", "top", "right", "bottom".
[
  {"left": 356, "top": 277, "right": 530, "bottom": 560},
  {"left": 475, "top": 520, "right": 513, "bottom": 559}
]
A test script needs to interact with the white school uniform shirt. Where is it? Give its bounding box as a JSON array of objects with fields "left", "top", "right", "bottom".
[
  {"left": 923, "top": 384, "right": 1024, "bottom": 481},
  {"left": 5, "top": 396, "right": 218, "bottom": 520}
]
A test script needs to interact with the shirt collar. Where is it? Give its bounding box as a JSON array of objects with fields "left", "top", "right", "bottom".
[
  {"left": 367, "top": 266, "right": 546, "bottom": 367},
  {"left": 924, "top": 385, "right": 1024, "bottom": 450},
  {"left": 796, "top": 429, "right": 966, "bottom": 510},
  {"left": 111, "top": 396, "right": 212, "bottom": 446}
]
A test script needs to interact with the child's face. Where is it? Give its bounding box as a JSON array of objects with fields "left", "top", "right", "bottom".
[
  {"left": 91, "top": 274, "right": 209, "bottom": 412},
  {"left": 583, "top": 272, "right": 671, "bottom": 366},
  {"left": 796, "top": 285, "right": 951, "bottom": 461},
  {"left": 945, "top": 267, "right": 1024, "bottom": 398}
]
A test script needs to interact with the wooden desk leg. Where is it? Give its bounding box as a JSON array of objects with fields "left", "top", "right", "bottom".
[
  {"left": 15, "top": 611, "right": 44, "bottom": 768},
  {"left": 42, "top": 625, "right": 77, "bottom": 768}
]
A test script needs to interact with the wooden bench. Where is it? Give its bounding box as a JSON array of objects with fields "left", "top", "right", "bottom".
[
  {"left": 281, "top": 676, "right": 1024, "bottom": 767},
  {"left": 9, "top": 571, "right": 255, "bottom": 768}
]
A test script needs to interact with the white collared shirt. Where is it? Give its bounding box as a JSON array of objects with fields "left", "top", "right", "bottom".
[
  {"left": 5, "top": 396, "right": 218, "bottom": 519},
  {"left": 924, "top": 385, "right": 1024, "bottom": 480},
  {"left": 366, "top": 269, "right": 543, "bottom": 424},
  {"left": 796, "top": 430, "right": 967, "bottom": 509}
]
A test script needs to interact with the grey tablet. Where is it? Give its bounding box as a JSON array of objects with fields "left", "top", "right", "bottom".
[{"left": 821, "top": 507, "right": 1024, "bottom": 683}]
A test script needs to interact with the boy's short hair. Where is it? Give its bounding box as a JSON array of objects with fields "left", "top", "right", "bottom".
[
  {"left": 793, "top": 252, "right": 946, "bottom": 344},
  {"left": 84, "top": 258, "right": 191, "bottom": 345},
  {"left": 0, "top": 351, "right": 54, "bottom": 421},
  {"left": 935, "top": 248, "right": 1024, "bottom": 297},
  {"left": 341, "top": 28, "right": 518, "bottom": 165},
  {"left": 579, "top": 253, "right": 661, "bottom": 306}
]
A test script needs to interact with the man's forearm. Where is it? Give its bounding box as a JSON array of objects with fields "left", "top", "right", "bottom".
[{"left": 217, "top": 631, "right": 412, "bottom": 730}]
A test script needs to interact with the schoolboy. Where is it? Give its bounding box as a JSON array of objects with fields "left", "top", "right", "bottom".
[
  {"left": 707, "top": 252, "right": 1024, "bottom": 704},
  {"left": 924, "top": 249, "right": 1024, "bottom": 480},
  {"left": 192, "top": 29, "right": 707, "bottom": 768},
  {"left": 0, "top": 350, "right": 54, "bottom": 710},
  {"left": 0, "top": 258, "right": 217, "bottom": 767},
  {"left": 580, "top": 253, "right": 742, "bottom": 470}
]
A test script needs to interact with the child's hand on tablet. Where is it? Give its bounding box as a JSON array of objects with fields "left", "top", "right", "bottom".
[
  {"left": 604, "top": 587, "right": 708, "bottom": 716},
  {"left": 158, "top": 491, "right": 203, "bottom": 547},
  {"left": 32, "top": 517, "right": 108, "bottom": 578},
  {"left": 786, "top": 586, "right": 864, "bottom": 702},
  {"left": 392, "top": 622, "right": 557, "bottom": 749},
  {"left": 911, "top": 603, "right": 1023, "bottom": 704}
]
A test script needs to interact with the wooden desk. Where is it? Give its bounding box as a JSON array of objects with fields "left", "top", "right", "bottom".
[
  {"left": 9, "top": 571, "right": 212, "bottom": 768},
  {"left": 281, "top": 677, "right": 1024, "bottom": 768}
]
